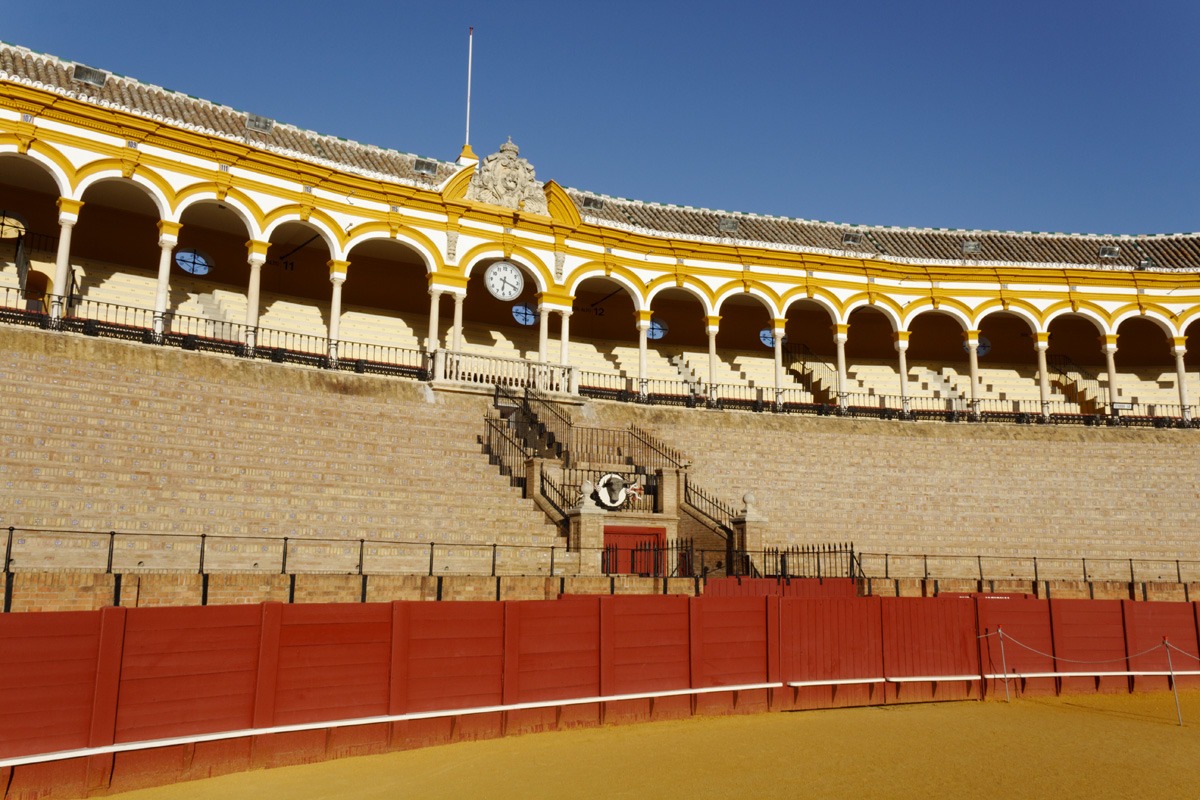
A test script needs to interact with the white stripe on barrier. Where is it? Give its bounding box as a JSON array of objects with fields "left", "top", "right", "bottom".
[
  {"left": 984, "top": 670, "right": 1200, "bottom": 680},
  {"left": 0, "top": 682, "right": 784, "bottom": 769},
  {"left": 787, "top": 678, "right": 887, "bottom": 687},
  {"left": 885, "top": 675, "right": 981, "bottom": 683}
]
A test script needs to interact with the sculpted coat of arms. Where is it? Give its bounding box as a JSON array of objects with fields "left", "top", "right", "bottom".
[{"left": 466, "top": 139, "right": 549, "bottom": 215}]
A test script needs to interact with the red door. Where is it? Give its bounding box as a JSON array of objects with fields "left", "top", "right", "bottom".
[{"left": 603, "top": 526, "right": 666, "bottom": 575}]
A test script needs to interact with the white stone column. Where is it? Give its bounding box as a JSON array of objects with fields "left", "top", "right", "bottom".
[
  {"left": 152, "top": 221, "right": 181, "bottom": 337},
  {"left": 1035, "top": 333, "right": 1051, "bottom": 417},
  {"left": 964, "top": 329, "right": 980, "bottom": 414},
  {"left": 706, "top": 315, "right": 720, "bottom": 398},
  {"left": 894, "top": 331, "right": 910, "bottom": 413},
  {"left": 1172, "top": 336, "right": 1190, "bottom": 421},
  {"left": 243, "top": 241, "right": 269, "bottom": 351},
  {"left": 772, "top": 318, "right": 786, "bottom": 406},
  {"left": 833, "top": 323, "right": 849, "bottom": 409},
  {"left": 426, "top": 288, "right": 443, "bottom": 352},
  {"left": 1102, "top": 334, "right": 1119, "bottom": 413},
  {"left": 537, "top": 305, "right": 550, "bottom": 362},
  {"left": 50, "top": 198, "right": 83, "bottom": 320},
  {"left": 327, "top": 260, "right": 348, "bottom": 363},
  {"left": 451, "top": 291, "right": 465, "bottom": 352},
  {"left": 559, "top": 309, "right": 571, "bottom": 365},
  {"left": 636, "top": 311, "right": 651, "bottom": 396}
]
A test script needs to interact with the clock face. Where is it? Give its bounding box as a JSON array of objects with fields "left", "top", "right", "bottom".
[{"left": 485, "top": 261, "right": 524, "bottom": 301}]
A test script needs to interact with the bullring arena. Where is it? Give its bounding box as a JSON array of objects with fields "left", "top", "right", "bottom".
[{"left": 1, "top": 41, "right": 1199, "bottom": 798}]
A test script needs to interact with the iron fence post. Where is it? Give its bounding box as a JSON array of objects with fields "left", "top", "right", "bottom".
[
  {"left": 1177, "top": 559, "right": 1183, "bottom": 584},
  {"left": 358, "top": 539, "right": 365, "bottom": 575},
  {"left": 3, "top": 527, "right": 12, "bottom": 574},
  {"left": 491, "top": 544, "right": 497, "bottom": 578},
  {"left": 106, "top": 531, "right": 115, "bottom": 574},
  {"left": 1032, "top": 556, "right": 1039, "bottom": 585},
  {"left": 1128, "top": 558, "right": 1135, "bottom": 584},
  {"left": 1082, "top": 557, "right": 1087, "bottom": 581},
  {"left": 281, "top": 537, "right": 289, "bottom": 574},
  {"left": 199, "top": 533, "right": 206, "bottom": 575},
  {"left": 550, "top": 545, "right": 555, "bottom": 576},
  {"left": 429, "top": 541, "right": 436, "bottom": 576}
]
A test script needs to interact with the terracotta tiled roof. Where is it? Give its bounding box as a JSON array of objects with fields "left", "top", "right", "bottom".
[
  {"left": 0, "top": 42, "right": 457, "bottom": 188},
  {"left": 563, "top": 194, "right": 1200, "bottom": 272}
]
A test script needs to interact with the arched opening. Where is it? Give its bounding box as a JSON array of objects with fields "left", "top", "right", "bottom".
[
  {"left": 0, "top": 155, "right": 60, "bottom": 311},
  {"left": 258, "top": 221, "right": 336, "bottom": 351},
  {"left": 1112, "top": 316, "right": 1178, "bottom": 413},
  {"left": 712, "top": 292, "right": 776, "bottom": 397},
  {"left": 168, "top": 199, "right": 254, "bottom": 335},
  {"left": 624, "top": 286, "right": 704, "bottom": 391},
  {"left": 843, "top": 306, "right": 900, "bottom": 403},
  {"left": 570, "top": 276, "right": 639, "bottom": 392},
  {"left": 460, "top": 257, "right": 542, "bottom": 359},
  {"left": 71, "top": 178, "right": 162, "bottom": 316},
  {"left": 969, "top": 310, "right": 1043, "bottom": 411},
  {"left": 905, "top": 310, "right": 969, "bottom": 407},
  {"left": 1045, "top": 313, "right": 1108, "bottom": 414},
  {"left": 341, "top": 237, "right": 430, "bottom": 353}
]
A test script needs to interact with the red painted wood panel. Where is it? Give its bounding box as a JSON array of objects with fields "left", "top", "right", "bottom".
[
  {"left": 780, "top": 597, "right": 884, "bottom": 709},
  {"left": 403, "top": 602, "right": 504, "bottom": 712},
  {"left": 880, "top": 597, "right": 978, "bottom": 702},
  {"left": 694, "top": 596, "right": 768, "bottom": 688},
  {"left": 114, "top": 605, "right": 260, "bottom": 742},
  {"left": 510, "top": 599, "right": 601, "bottom": 703},
  {"left": 273, "top": 603, "right": 392, "bottom": 725},
  {"left": 608, "top": 595, "right": 690, "bottom": 694},
  {"left": 1050, "top": 599, "right": 1128, "bottom": 693},
  {"left": 976, "top": 596, "right": 1056, "bottom": 696},
  {"left": 0, "top": 610, "right": 101, "bottom": 758},
  {"left": 1122, "top": 600, "right": 1200, "bottom": 690}
]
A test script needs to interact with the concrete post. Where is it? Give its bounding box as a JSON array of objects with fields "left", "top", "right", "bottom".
[
  {"left": 706, "top": 316, "right": 720, "bottom": 399},
  {"left": 730, "top": 493, "right": 768, "bottom": 576},
  {"left": 426, "top": 288, "right": 443, "bottom": 353},
  {"left": 834, "top": 323, "right": 849, "bottom": 409},
  {"left": 636, "top": 310, "right": 652, "bottom": 396},
  {"left": 567, "top": 483, "right": 606, "bottom": 575},
  {"left": 1172, "top": 337, "right": 1190, "bottom": 421},
  {"left": 451, "top": 291, "right": 465, "bottom": 352},
  {"left": 964, "top": 329, "right": 980, "bottom": 414},
  {"left": 559, "top": 309, "right": 571, "bottom": 365},
  {"left": 537, "top": 304, "right": 549, "bottom": 362},
  {"left": 1102, "top": 334, "right": 1119, "bottom": 413},
  {"left": 152, "top": 221, "right": 181, "bottom": 337},
  {"left": 244, "top": 240, "right": 269, "bottom": 351},
  {"left": 773, "top": 318, "right": 786, "bottom": 406}
]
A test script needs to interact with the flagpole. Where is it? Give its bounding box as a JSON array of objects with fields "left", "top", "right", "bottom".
[{"left": 459, "top": 26, "right": 476, "bottom": 164}]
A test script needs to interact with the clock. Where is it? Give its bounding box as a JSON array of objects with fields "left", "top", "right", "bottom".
[{"left": 484, "top": 261, "right": 524, "bottom": 301}]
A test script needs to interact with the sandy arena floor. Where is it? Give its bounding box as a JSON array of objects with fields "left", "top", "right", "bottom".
[{"left": 108, "top": 691, "right": 1200, "bottom": 800}]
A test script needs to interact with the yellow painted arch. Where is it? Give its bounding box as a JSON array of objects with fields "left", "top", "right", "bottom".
[{"left": 458, "top": 242, "right": 554, "bottom": 294}]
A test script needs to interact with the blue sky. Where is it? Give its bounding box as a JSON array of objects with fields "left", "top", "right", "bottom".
[{"left": 6, "top": 1, "right": 1198, "bottom": 234}]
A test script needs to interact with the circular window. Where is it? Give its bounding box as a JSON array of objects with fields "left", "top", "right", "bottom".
[
  {"left": 174, "top": 248, "right": 211, "bottom": 276},
  {"left": 512, "top": 302, "right": 537, "bottom": 326},
  {"left": 646, "top": 317, "right": 668, "bottom": 341},
  {"left": 759, "top": 329, "right": 787, "bottom": 348}
]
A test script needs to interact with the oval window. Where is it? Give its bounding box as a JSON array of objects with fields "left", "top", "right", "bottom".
[
  {"left": 174, "top": 248, "right": 211, "bottom": 276},
  {"left": 512, "top": 302, "right": 537, "bottom": 326},
  {"left": 646, "top": 317, "right": 668, "bottom": 341}
]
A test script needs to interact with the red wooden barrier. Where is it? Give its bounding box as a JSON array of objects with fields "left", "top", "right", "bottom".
[
  {"left": 5, "top": 595, "right": 1200, "bottom": 799},
  {"left": 780, "top": 597, "right": 885, "bottom": 710},
  {"left": 976, "top": 596, "right": 1056, "bottom": 696},
  {"left": 880, "top": 597, "right": 979, "bottom": 703},
  {"left": 1049, "top": 599, "right": 1128, "bottom": 693},
  {"left": 703, "top": 577, "right": 857, "bottom": 598}
]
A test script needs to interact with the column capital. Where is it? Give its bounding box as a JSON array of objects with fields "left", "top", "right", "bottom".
[
  {"left": 636, "top": 309, "right": 654, "bottom": 326},
  {"left": 832, "top": 322, "right": 849, "bottom": 342},
  {"left": 1100, "top": 333, "right": 1119, "bottom": 352},
  {"left": 1035, "top": 331, "right": 1051, "bottom": 346},
  {"left": 772, "top": 317, "right": 787, "bottom": 335},
  {"left": 156, "top": 220, "right": 182, "bottom": 241},
  {"left": 962, "top": 329, "right": 980, "bottom": 347},
  {"left": 245, "top": 239, "right": 271, "bottom": 263},
  {"left": 56, "top": 197, "right": 84, "bottom": 221},
  {"left": 328, "top": 259, "right": 349, "bottom": 282},
  {"left": 1034, "top": 339, "right": 1050, "bottom": 352},
  {"left": 1171, "top": 335, "right": 1187, "bottom": 355},
  {"left": 705, "top": 315, "right": 721, "bottom": 334},
  {"left": 893, "top": 330, "right": 910, "bottom": 352}
]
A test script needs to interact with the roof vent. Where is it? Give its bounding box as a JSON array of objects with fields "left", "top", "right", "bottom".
[
  {"left": 71, "top": 64, "right": 109, "bottom": 89},
  {"left": 413, "top": 158, "right": 438, "bottom": 176},
  {"left": 581, "top": 196, "right": 605, "bottom": 211},
  {"left": 1099, "top": 245, "right": 1120, "bottom": 259},
  {"left": 718, "top": 218, "right": 739, "bottom": 234},
  {"left": 1137, "top": 257, "right": 1155, "bottom": 270},
  {"left": 961, "top": 240, "right": 982, "bottom": 255},
  {"left": 245, "top": 114, "right": 274, "bottom": 133},
  {"left": 842, "top": 231, "right": 862, "bottom": 245}
]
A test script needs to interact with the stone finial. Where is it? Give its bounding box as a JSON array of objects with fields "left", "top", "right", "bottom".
[
  {"left": 579, "top": 480, "right": 595, "bottom": 507},
  {"left": 742, "top": 492, "right": 757, "bottom": 514}
]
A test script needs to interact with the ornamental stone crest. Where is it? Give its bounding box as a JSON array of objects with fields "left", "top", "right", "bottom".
[{"left": 466, "top": 138, "right": 548, "bottom": 215}]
